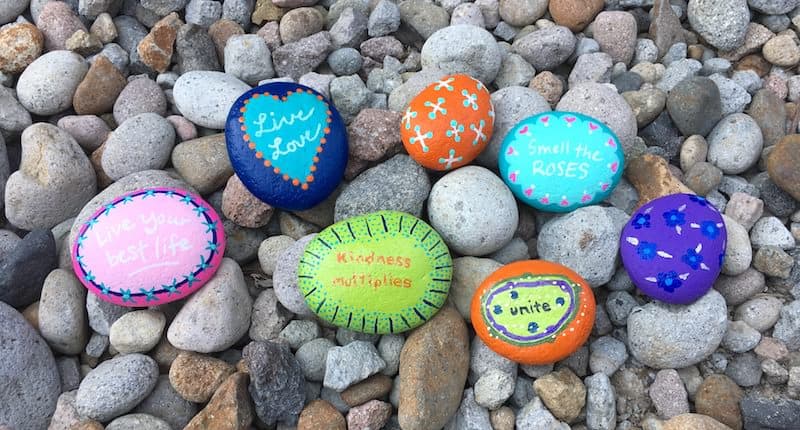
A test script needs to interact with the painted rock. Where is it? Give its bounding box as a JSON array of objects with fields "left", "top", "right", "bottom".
[
  {"left": 400, "top": 74, "right": 494, "bottom": 171},
  {"left": 225, "top": 82, "right": 348, "bottom": 211},
  {"left": 71, "top": 187, "right": 226, "bottom": 307},
  {"left": 620, "top": 193, "right": 727, "bottom": 304},
  {"left": 298, "top": 211, "right": 453, "bottom": 334},
  {"left": 499, "top": 111, "right": 624, "bottom": 212},
  {"left": 471, "top": 260, "right": 596, "bottom": 365}
]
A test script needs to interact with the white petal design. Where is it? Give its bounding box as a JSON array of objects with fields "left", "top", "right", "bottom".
[
  {"left": 644, "top": 206, "right": 653, "bottom": 214},
  {"left": 700, "top": 263, "right": 710, "bottom": 271},
  {"left": 695, "top": 243, "right": 703, "bottom": 253},
  {"left": 645, "top": 277, "right": 657, "bottom": 283},
  {"left": 678, "top": 204, "right": 686, "bottom": 211},
  {"left": 690, "top": 223, "right": 700, "bottom": 228},
  {"left": 676, "top": 226, "right": 682, "bottom": 235},
  {"left": 679, "top": 273, "right": 690, "bottom": 280},
  {"left": 657, "top": 251, "right": 673, "bottom": 259},
  {"left": 626, "top": 237, "right": 640, "bottom": 246}
]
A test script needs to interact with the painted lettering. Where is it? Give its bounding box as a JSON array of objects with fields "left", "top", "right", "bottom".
[{"left": 252, "top": 108, "right": 316, "bottom": 137}]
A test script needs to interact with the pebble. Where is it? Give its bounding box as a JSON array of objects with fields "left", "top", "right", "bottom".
[
  {"left": 725, "top": 352, "right": 762, "bottom": 387},
  {"left": 428, "top": 166, "right": 518, "bottom": 256},
  {"left": 169, "top": 351, "right": 235, "bottom": 403},
  {"left": 398, "top": 0, "right": 449, "bottom": 41},
  {"left": 549, "top": 0, "right": 603, "bottom": 32},
  {"left": 273, "top": 32, "right": 332, "bottom": 80},
  {"left": 57, "top": 115, "right": 110, "bottom": 152},
  {"left": 741, "top": 392, "right": 800, "bottom": 429},
  {"left": 369, "top": 0, "right": 400, "bottom": 37},
  {"left": 244, "top": 340, "right": 307, "bottom": 426},
  {"left": 0, "top": 302, "right": 61, "bottom": 430},
  {"left": 657, "top": 58, "right": 702, "bottom": 92},
  {"left": 185, "top": 0, "right": 221, "bottom": 27},
  {"left": 663, "top": 413, "right": 731, "bottom": 430},
  {"left": 767, "top": 134, "right": 800, "bottom": 201},
  {"left": 754, "top": 173, "right": 797, "bottom": 217},
  {"left": 176, "top": 23, "right": 222, "bottom": 72},
  {"left": 398, "top": 306, "right": 469, "bottom": 430},
  {"left": 627, "top": 289, "right": 727, "bottom": 368},
  {"left": 113, "top": 77, "right": 167, "bottom": 125},
  {"left": 444, "top": 389, "right": 492, "bottom": 429},
  {"left": 538, "top": 205, "right": 625, "bottom": 287},
  {"left": 16, "top": 50, "right": 87, "bottom": 116},
  {"left": 649, "top": 369, "right": 689, "bottom": 419},
  {"left": 330, "top": 75, "right": 370, "bottom": 122},
  {"left": 173, "top": 71, "right": 249, "bottom": 129},
  {"left": 134, "top": 375, "right": 198, "bottom": 429},
  {"left": 666, "top": 76, "right": 722, "bottom": 137},
  {"left": 694, "top": 374, "right": 744, "bottom": 430},
  {"left": 136, "top": 13, "right": 182, "bottom": 73},
  {"left": 172, "top": 134, "right": 232, "bottom": 194},
  {"left": 223, "top": 34, "right": 275, "bottom": 86},
  {"left": 725, "top": 192, "right": 764, "bottom": 231},
  {"left": 593, "top": 11, "right": 637, "bottom": 65},
  {"left": 497, "top": 0, "right": 546, "bottom": 27},
  {"left": 109, "top": 310, "right": 166, "bottom": 354},
  {"left": 340, "top": 374, "right": 392, "bottom": 407},
  {"left": 222, "top": 176, "right": 272, "bottom": 228},
  {"left": 750, "top": 216, "right": 795, "bottom": 249},
  {"left": 5, "top": 123, "right": 96, "bottom": 231},
  {"left": 296, "top": 338, "right": 335, "bottom": 382},
  {"left": 272, "top": 234, "right": 315, "bottom": 316},
  {"left": 327, "top": 48, "right": 362, "bottom": 76},
  {"left": 589, "top": 335, "right": 628, "bottom": 376},
  {"left": 378, "top": 335, "right": 404, "bottom": 377},
  {"left": 585, "top": 372, "right": 616, "bottom": 430},
  {"left": 722, "top": 214, "right": 752, "bottom": 276},
  {"left": 102, "top": 113, "right": 176, "bottom": 180},
  {"left": 451, "top": 3, "right": 486, "bottom": 27},
  {"left": 330, "top": 8, "right": 368, "bottom": 49},
  {"left": 515, "top": 396, "right": 569, "bottom": 429},
  {"left": 709, "top": 73, "right": 751, "bottom": 116},
  {"left": 324, "top": 341, "right": 386, "bottom": 391},
  {"left": 298, "top": 399, "right": 347, "bottom": 430},
  {"left": 167, "top": 258, "right": 253, "bottom": 353},
  {"left": 707, "top": 113, "right": 763, "bottom": 174},
  {"left": 86, "top": 293, "right": 130, "bottom": 336},
  {"left": 279, "top": 7, "right": 323, "bottom": 44},
  {"left": 91, "top": 12, "right": 117, "bottom": 43},
  {"left": 763, "top": 34, "right": 800, "bottom": 67},
  {"left": 76, "top": 353, "right": 159, "bottom": 422},
  {"left": 0, "top": 87, "right": 32, "bottom": 134},
  {"left": 754, "top": 246, "right": 794, "bottom": 278},
  {"left": 723, "top": 320, "right": 762, "bottom": 353},
  {"left": 569, "top": 52, "right": 613, "bottom": 86},
  {"left": 512, "top": 25, "right": 576, "bottom": 71},
  {"left": 38, "top": 1, "right": 87, "bottom": 51},
  {"left": 556, "top": 82, "right": 637, "bottom": 152},
  {"left": 687, "top": 0, "right": 749, "bottom": 51},
  {"left": 38, "top": 269, "right": 88, "bottom": 355},
  {"left": 347, "top": 399, "right": 392, "bottom": 430},
  {"left": 348, "top": 108, "right": 402, "bottom": 162},
  {"left": 533, "top": 368, "right": 586, "bottom": 423},
  {"left": 105, "top": 414, "right": 171, "bottom": 430},
  {"left": 0, "top": 23, "right": 43, "bottom": 74}
]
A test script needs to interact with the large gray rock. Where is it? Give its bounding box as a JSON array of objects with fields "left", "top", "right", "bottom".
[
  {"left": 0, "top": 0, "right": 29, "bottom": 24},
  {"left": 538, "top": 206, "right": 627, "bottom": 287},
  {"left": 244, "top": 340, "right": 307, "bottom": 426},
  {"left": 133, "top": 375, "right": 198, "bottom": 430},
  {"left": 0, "top": 301, "right": 60, "bottom": 430},
  {"left": 173, "top": 70, "right": 250, "bottom": 129},
  {"left": 76, "top": 353, "right": 159, "bottom": 422},
  {"left": 511, "top": 25, "right": 576, "bottom": 71},
  {"left": 707, "top": 113, "right": 763, "bottom": 174},
  {"left": 0, "top": 229, "right": 57, "bottom": 308},
  {"left": 773, "top": 300, "right": 800, "bottom": 350},
  {"left": 687, "top": 0, "right": 749, "bottom": 51},
  {"left": 272, "top": 234, "right": 315, "bottom": 317},
  {"left": 666, "top": 76, "right": 722, "bottom": 137},
  {"left": 421, "top": 25, "right": 503, "bottom": 84},
  {"left": 16, "top": 50, "right": 88, "bottom": 116},
  {"left": 585, "top": 373, "right": 616, "bottom": 430},
  {"left": 628, "top": 290, "right": 728, "bottom": 368},
  {"left": 324, "top": 341, "right": 387, "bottom": 392},
  {"left": 102, "top": 113, "right": 176, "bottom": 180},
  {"left": 38, "top": 268, "right": 88, "bottom": 355},
  {"left": 556, "top": 83, "right": 638, "bottom": 153}
]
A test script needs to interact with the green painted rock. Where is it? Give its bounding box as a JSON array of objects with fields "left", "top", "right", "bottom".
[{"left": 298, "top": 211, "right": 453, "bottom": 334}]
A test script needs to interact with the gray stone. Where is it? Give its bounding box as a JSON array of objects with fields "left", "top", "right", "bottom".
[
  {"left": 709, "top": 73, "right": 751, "bottom": 116},
  {"left": 634, "top": 38, "right": 658, "bottom": 64},
  {"left": 707, "top": 113, "right": 763, "bottom": 174},
  {"left": 0, "top": 230, "right": 57, "bottom": 308},
  {"left": 173, "top": 71, "right": 250, "bottom": 129},
  {"left": 244, "top": 340, "right": 307, "bottom": 426},
  {"left": 469, "top": 337, "right": 518, "bottom": 384},
  {"left": 589, "top": 335, "right": 628, "bottom": 376},
  {"left": 722, "top": 214, "right": 752, "bottom": 276},
  {"left": 750, "top": 216, "right": 795, "bottom": 249},
  {"left": 627, "top": 290, "right": 728, "bottom": 368},
  {"left": 86, "top": 293, "right": 130, "bottom": 336},
  {"left": 16, "top": 50, "right": 87, "bottom": 116},
  {"left": 335, "top": 328, "right": 379, "bottom": 345},
  {"left": 330, "top": 75, "right": 370, "bottom": 122},
  {"left": 106, "top": 414, "right": 172, "bottom": 430},
  {"left": 5, "top": 124, "right": 96, "bottom": 231},
  {"left": 723, "top": 320, "right": 761, "bottom": 353},
  {"left": 702, "top": 58, "right": 732, "bottom": 76},
  {"left": 167, "top": 258, "right": 253, "bottom": 353},
  {"left": 273, "top": 32, "right": 333, "bottom": 80},
  {"left": 476, "top": 86, "right": 550, "bottom": 167},
  {"left": 538, "top": 206, "right": 625, "bottom": 287},
  {"left": 331, "top": 7, "right": 368, "bottom": 49},
  {"left": 133, "top": 375, "right": 198, "bottom": 430},
  {"left": 593, "top": 11, "right": 638, "bottom": 65},
  {"left": 224, "top": 34, "right": 275, "bottom": 85},
  {"left": 250, "top": 288, "right": 293, "bottom": 341},
  {"left": 569, "top": 53, "right": 613, "bottom": 86},
  {"left": 515, "top": 397, "right": 569, "bottom": 430},
  {"left": 749, "top": 0, "right": 799, "bottom": 14},
  {"left": 0, "top": 86, "right": 32, "bottom": 134},
  {"left": 753, "top": 246, "right": 794, "bottom": 278},
  {"left": 388, "top": 67, "right": 448, "bottom": 112},
  {"left": 666, "top": 76, "right": 722, "bottom": 137},
  {"left": 773, "top": 300, "right": 800, "bottom": 350},
  {"left": 56, "top": 356, "right": 81, "bottom": 392},
  {"left": 741, "top": 392, "right": 800, "bottom": 430},
  {"left": 185, "top": 0, "right": 221, "bottom": 27},
  {"left": 556, "top": 82, "right": 638, "bottom": 152},
  {"left": 451, "top": 2, "right": 486, "bottom": 27},
  {"left": 378, "top": 334, "right": 404, "bottom": 376},
  {"left": 444, "top": 388, "right": 493, "bottom": 430},
  {"left": 421, "top": 25, "right": 503, "bottom": 83},
  {"left": 714, "top": 268, "right": 765, "bottom": 306},
  {"left": 76, "top": 354, "right": 159, "bottom": 422},
  {"left": 753, "top": 173, "right": 797, "bottom": 218},
  {"left": 687, "top": 0, "right": 750, "bottom": 51},
  {"left": 428, "top": 166, "right": 518, "bottom": 256},
  {"left": 0, "top": 0, "right": 29, "bottom": 24},
  {"left": 733, "top": 70, "right": 763, "bottom": 93},
  {"left": 334, "top": 154, "right": 430, "bottom": 221},
  {"left": 737, "top": 295, "right": 782, "bottom": 333},
  {"left": 273, "top": 234, "right": 315, "bottom": 316},
  {"left": 661, "top": 43, "right": 687, "bottom": 67},
  {"left": 324, "top": 341, "right": 386, "bottom": 391},
  {"left": 141, "top": 0, "right": 189, "bottom": 15},
  {"left": 369, "top": 0, "right": 400, "bottom": 37},
  {"left": 494, "top": 53, "right": 535, "bottom": 88},
  {"left": 725, "top": 352, "right": 762, "bottom": 387},
  {"left": 102, "top": 113, "right": 176, "bottom": 180},
  {"left": 606, "top": 291, "right": 639, "bottom": 326},
  {"left": 0, "top": 302, "right": 60, "bottom": 430},
  {"left": 279, "top": 320, "right": 320, "bottom": 350},
  {"left": 585, "top": 373, "right": 616, "bottom": 430},
  {"left": 657, "top": 58, "right": 702, "bottom": 92},
  {"left": 327, "top": 47, "right": 363, "bottom": 76},
  {"left": 109, "top": 310, "right": 166, "bottom": 354},
  {"left": 512, "top": 25, "right": 576, "bottom": 71},
  {"left": 296, "top": 338, "right": 335, "bottom": 381},
  {"left": 222, "top": 0, "right": 254, "bottom": 27},
  {"left": 649, "top": 369, "right": 689, "bottom": 419},
  {"left": 176, "top": 23, "right": 221, "bottom": 72},
  {"left": 38, "top": 269, "right": 88, "bottom": 355},
  {"left": 398, "top": 0, "right": 449, "bottom": 40}
]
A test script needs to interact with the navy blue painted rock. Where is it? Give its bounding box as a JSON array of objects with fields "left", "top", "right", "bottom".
[
  {"left": 620, "top": 193, "right": 727, "bottom": 304},
  {"left": 225, "top": 82, "right": 348, "bottom": 211},
  {"left": 499, "top": 111, "right": 624, "bottom": 213}
]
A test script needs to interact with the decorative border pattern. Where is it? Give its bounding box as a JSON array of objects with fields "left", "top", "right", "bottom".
[{"left": 71, "top": 187, "right": 225, "bottom": 305}]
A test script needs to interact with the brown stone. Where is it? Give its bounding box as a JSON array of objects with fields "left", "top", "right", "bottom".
[
  {"left": 348, "top": 109, "right": 403, "bottom": 162},
  {"left": 767, "top": 134, "right": 800, "bottom": 201},
  {"left": 171, "top": 134, "right": 233, "bottom": 194},
  {"left": 626, "top": 153, "right": 693, "bottom": 208},
  {"left": 90, "top": 143, "right": 114, "bottom": 189},
  {"left": 533, "top": 368, "right": 586, "bottom": 423},
  {"left": 347, "top": 400, "right": 392, "bottom": 430},
  {"left": 754, "top": 337, "right": 789, "bottom": 361},
  {"left": 688, "top": 44, "right": 706, "bottom": 60},
  {"left": 252, "top": 0, "right": 286, "bottom": 24},
  {"left": 0, "top": 23, "right": 44, "bottom": 74},
  {"left": 221, "top": 174, "right": 274, "bottom": 228},
  {"left": 490, "top": 406, "right": 516, "bottom": 430},
  {"left": 73, "top": 56, "right": 127, "bottom": 115},
  {"left": 662, "top": 413, "right": 733, "bottom": 430},
  {"left": 169, "top": 351, "right": 236, "bottom": 403},
  {"left": 65, "top": 29, "right": 102, "bottom": 55},
  {"left": 209, "top": 19, "right": 245, "bottom": 63},
  {"left": 138, "top": 12, "right": 183, "bottom": 73},
  {"left": 184, "top": 372, "right": 254, "bottom": 430},
  {"left": 297, "top": 400, "right": 347, "bottom": 430},
  {"left": 549, "top": 0, "right": 603, "bottom": 32},
  {"left": 529, "top": 71, "right": 564, "bottom": 106},
  {"left": 398, "top": 306, "right": 469, "bottom": 430},
  {"left": 748, "top": 89, "right": 787, "bottom": 148},
  {"left": 150, "top": 336, "right": 182, "bottom": 373},
  {"left": 341, "top": 374, "right": 393, "bottom": 407},
  {"left": 69, "top": 420, "right": 104, "bottom": 430},
  {"left": 735, "top": 55, "right": 771, "bottom": 77},
  {"left": 650, "top": 0, "right": 685, "bottom": 58},
  {"left": 22, "top": 301, "right": 39, "bottom": 331},
  {"left": 38, "top": 1, "right": 87, "bottom": 51},
  {"left": 695, "top": 374, "right": 744, "bottom": 430},
  {"left": 719, "top": 23, "right": 774, "bottom": 62}
]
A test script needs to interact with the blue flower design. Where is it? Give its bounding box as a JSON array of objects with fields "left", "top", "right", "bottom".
[
  {"left": 527, "top": 322, "right": 539, "bottom": 333},
  {"left": 700, "top": 221, "right": 721, "bottom": 240},
  {"left": 510, "top": 291, "right": 518, "bottom": 299},
  {"left": 493, "top": 305, "right": 502, "bottom": 315},
  {"left": 682, "top": 248, "right": 703, "bottom": 270},
  {"left": 632, "top": 213, "right": 651, "bottom": 229},
  {"left": 663, "top": 210, "right": 685, "bottom": 227},
  {"left": 656, "top": 271, "right": 682, "bottom": 293},
  {"left": 636, "top": 241, "right": 658, "bottom": 260},
  {"left": 689, "top": 195, "right": 708, "bottom": 206}
]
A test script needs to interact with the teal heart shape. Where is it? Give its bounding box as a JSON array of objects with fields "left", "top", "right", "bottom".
[{"left": 242, "top": 89, "right": 332, "bottom": 185}]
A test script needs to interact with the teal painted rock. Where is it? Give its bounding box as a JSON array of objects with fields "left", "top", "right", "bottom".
[
  {"left": 297, "top": 211, "right": 452, "bottom": 334},
  {"left": 498, "top": 112, "right": 624, "bottom": 212}
]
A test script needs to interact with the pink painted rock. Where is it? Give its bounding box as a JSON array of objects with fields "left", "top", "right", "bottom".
[
  {"left": 38, "top": 1, "right": 87, "bottom": 51},
  {"left": 71, "top": 187, "right": 226, "bottom": 307}
]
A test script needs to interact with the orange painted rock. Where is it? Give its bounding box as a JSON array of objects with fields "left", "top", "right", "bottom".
[
  {"left": 470, "top": 260, "right": 596, "bottom": 365},
  {"left": 400, "top": 74, "right": 494, "bottom": 171}
]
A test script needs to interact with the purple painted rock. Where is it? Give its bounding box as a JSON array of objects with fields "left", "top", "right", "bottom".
[{"left": 620, "top": 193, "right": 727, "bottom": 304}]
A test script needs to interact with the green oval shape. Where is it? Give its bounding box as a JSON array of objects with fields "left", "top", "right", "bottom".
[
  {"left": 298, "top": 210, "right": 453, "bottom": 334},
  {"left": 481, "top": 273, "right": 580, "bottom": 347}
]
